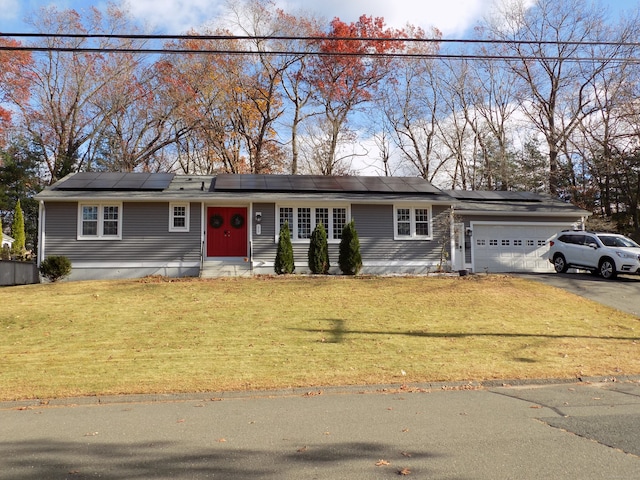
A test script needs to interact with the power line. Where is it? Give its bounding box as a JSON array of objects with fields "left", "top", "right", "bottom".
[
  {"left": 2, "top": 32, "right": 640, "bottom": 48},
  {"left": 1, "top": 33, "right": 638, "bottom": 63},
  {"left": 0, "top": 45, "right": 638, "bottom": 63}
]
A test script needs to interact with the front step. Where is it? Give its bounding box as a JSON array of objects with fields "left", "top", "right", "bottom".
[{"left": 200, "top": 259, "right": 253, "bottom": 278}]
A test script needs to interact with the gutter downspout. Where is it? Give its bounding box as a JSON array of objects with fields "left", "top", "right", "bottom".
[
  {"left": 449, "top": 207, "right": 456, "bottom": 272},
  {"left": 200, "top": 202, "right": 205, "bottom": 276},
  {"left": 37, "top": 201, "right": 45, "bottom": 268}
]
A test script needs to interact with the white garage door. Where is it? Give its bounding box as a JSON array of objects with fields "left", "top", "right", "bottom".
[{"left": 472, "top": 223, "right": 572, "bottom": 273}]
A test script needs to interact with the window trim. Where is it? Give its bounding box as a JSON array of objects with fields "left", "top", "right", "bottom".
[
  {"left": 77, "top": 202, "right": 123, "bottom": 240},
  {"left": 393, "top": 205, "right": 433, "bottom": 240},
  {"left": 169, "top": 202, "right": 190, "bottom": 232},
  {"left": 276, "top": 204, "right": 349, "bottom": 243}
]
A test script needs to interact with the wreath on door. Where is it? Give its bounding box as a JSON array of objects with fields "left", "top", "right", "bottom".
[
  {"left": 231, "top": 213, "right": 245, "bottom": 229},
  {"left": 209, "top": 214, "right": 224, "bottom": 229}
]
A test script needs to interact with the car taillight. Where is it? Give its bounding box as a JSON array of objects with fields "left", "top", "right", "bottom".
[{"left": 549, "top": 240, "right": 555, "bottom": 247}]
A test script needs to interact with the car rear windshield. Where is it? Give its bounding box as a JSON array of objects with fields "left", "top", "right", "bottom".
[{"left": 597, "top": 235, "right": 640, "bottom": 248}]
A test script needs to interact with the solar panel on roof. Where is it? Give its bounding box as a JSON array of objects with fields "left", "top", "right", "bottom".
[
  {"left": 55, "top": 172, "right": 174, "bottom": 191},
  {"left": 239, "top": 175, "right": 268, "bottom": 190},
  {"left": 264, "top": 176, "right": 293, "bottom": 190},
  {"left": 212, "top": 174, "right": 443, "bottom": 195},
  {"left": 447, "top": 190, "right": 542, "bottom": 202},
  {"left": 311, "top": 177, "right": 342, "bottom": 190}
]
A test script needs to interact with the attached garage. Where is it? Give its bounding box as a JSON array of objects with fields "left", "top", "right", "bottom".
[
  {"left": 447, "top": 191, "right": 590, "bottom": 274},
  {"left": 471, "top": 222, "right": 576, "bottom": 273}
]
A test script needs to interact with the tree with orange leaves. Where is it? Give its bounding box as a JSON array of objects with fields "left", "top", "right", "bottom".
[
  {"left": 304, "top": 15, "right": 401, "bottom": 174},
  {"left": 0, "top": 38, "right": 32, "bottom": 145}
]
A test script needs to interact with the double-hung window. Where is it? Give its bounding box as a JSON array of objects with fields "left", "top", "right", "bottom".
[
  {"left": 169, "top": 203, "right": 190, "bottom": 232},
  {"left": 78, "top": 203, "right": 122, "bottom": 240},
  {"left": 278, "top": 205, "right": 348, "bottom": 242},
  {"left": 393, "top": 206, "right": 432, "bottom": 240}
]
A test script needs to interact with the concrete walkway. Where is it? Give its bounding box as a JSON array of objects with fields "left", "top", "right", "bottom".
[{"left": 2, "top": 379, "right": 639, "bottom": 479}]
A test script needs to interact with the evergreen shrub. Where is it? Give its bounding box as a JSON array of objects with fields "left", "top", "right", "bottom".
[
  {"left": 39, "top": 255, "right": 72, "bottom": 282},
  {"left": 308, "top": 223, "right": 329, "bottom": 274},
  {"left": 338, "top": 220, "right": 362, "bottom": 275},
  {"left": 274, "top": 221, "right": 295, "bottom": 274}
]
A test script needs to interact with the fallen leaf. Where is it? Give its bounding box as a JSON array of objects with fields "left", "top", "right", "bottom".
[
  {"left": 177, "top": 419, "right": 186, "bottom": 423},
  {"left": 401, "top": 452, "right": 412, "bottom": 458},
  {"left": 398, "top": 467, "right": 411, "bottom": 475},
  {"left": 530, "top": 405, "right": 542, "bottom": 409},
  {"left": 217, "top": 438, "right": 227, "bottom": 443},
  {"left": 303, "top": 391, "right": 323, "bottom": 397},
  {"left": 297, "top": 446, "right": 308, "bottom": 452},
  {"left": 402, "top": 428, "right": 409, "bottom": 432},
  {"left": 375, "top": 459, "right": 390, "bottom": 466}
]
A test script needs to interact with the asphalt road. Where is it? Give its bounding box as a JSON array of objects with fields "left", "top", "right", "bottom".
[
  {"left": 520, "top": 272, "right": 640, "bottom": 316},
  {"left": 1, "top": 380, "right": 640, "bottom": 479}
]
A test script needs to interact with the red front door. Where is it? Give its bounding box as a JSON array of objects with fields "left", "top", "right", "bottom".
[{"left": 206, "top": 207, "right": 248, "bottom": 257}]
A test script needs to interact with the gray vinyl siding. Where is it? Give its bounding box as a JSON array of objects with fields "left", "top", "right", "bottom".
[
  {"left": 43, "top": 201, "right": 201, "bottom": 264},
  {"left": 251, "top": 203, "right": 277, "bottom": 261},
  {"left": 352, "top": 204, "right": 449, "bottom": 263},
  {"left": 251, "top": 202, "right": 450, "bottom": 267}
]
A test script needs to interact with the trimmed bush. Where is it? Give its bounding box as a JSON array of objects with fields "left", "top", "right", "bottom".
[
  {"left": 338, "top": 220, "right": 362, "bottom": 275},
  {"left": 308, "top": 223, "right": 330, "bottom": 274},
  {"left": 40, "top": 255, "right": 72, "bottom": 282},
  {"left": 274, "top": 221, "right": 295, "bottom": 274}
]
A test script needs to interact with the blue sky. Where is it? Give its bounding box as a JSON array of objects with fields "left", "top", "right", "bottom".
[{"left": 2, "top": 0, "right": 638, "bottom": 38}]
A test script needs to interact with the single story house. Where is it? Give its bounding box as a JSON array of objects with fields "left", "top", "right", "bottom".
[
  {"left": 35, "top": 172, "right": 589, "bottom": 280},
  {"left": 1, "top": 233, "right": 14, "bottom": 250}
]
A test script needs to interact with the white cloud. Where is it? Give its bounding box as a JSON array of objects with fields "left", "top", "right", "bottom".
[
  {"left": 0, "top": 0, "right": 21, "bottom": 30},
  {"left": 121, "top": 0, "right": 224, "bottom": 33},
  {"left": 118, "top": 0, "right": 495, "bottom": 37},
  {"left": 281, "top": 0, "right": 492, "bottom": 36}
]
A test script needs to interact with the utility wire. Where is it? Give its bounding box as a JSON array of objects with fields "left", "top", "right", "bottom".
[
  {"left": 2, "top": 32, "right": 640, "bottom": 48},
  {"left": 1, "top": 33, "right": 638, "bottom": 62},
  {"left": 0, "top": 45, "right": 637, "bottom": 63}
]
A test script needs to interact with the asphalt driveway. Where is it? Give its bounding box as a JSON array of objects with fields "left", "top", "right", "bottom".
[{"left": 520, "top": 272, "right": 640, "bottom": 316}]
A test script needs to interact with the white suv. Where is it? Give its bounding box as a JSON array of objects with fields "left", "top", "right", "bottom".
[{"left": 548, "top": 231, "right": 640, "bottom": 279}]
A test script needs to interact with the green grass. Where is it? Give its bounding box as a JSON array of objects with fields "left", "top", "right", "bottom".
[{"left": 1, "top": 275, "right": 639, "bottom": 401}]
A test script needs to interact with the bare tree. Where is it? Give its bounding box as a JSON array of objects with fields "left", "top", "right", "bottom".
[
  {"left": 19, "top": 5, "right": 149, "bottom": 182},
  {"left": 484, "top": 0, "right": 617, "bottom": 195}
]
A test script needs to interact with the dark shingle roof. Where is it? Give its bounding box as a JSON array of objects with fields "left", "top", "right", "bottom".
[{"left": 445, "top": 190, "right": 589, "bottom": 216}]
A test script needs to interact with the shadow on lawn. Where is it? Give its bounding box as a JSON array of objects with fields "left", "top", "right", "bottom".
[
  {"left": 0, "top": 439, "right": 439, "bottom": 480},
  {"left": 292, "top": 322, "right": 640, "bottom": 343}
]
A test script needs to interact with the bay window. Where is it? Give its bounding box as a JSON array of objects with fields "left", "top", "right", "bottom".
[{"left": 278, "top": 205, "right": 348, "bottom": 242}]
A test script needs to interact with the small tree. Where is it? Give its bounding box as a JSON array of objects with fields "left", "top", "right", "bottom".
[
  {"left": 338, "top": 220, "right": 362, "bottom": 275},
  {"left": 308, "top": 223, "right": 330, "bottom": 274},
  {"left": 274, "top": 221, "right": 295, "bottom": 274},
  {"left": 11, "top": 199, "right": 26, "bottom": 258},
  {"left": 39, "top": 255, "right": 72, "bottom": 282}
]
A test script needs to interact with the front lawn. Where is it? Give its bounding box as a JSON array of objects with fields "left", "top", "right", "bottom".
[{"left": 1, "top": 275, "right": 638, "bottom": 401}]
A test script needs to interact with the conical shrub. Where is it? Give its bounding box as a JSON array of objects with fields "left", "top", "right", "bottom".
[
  {"left": 338, "top": 220, "right": 362, "bottom": 275},
  {"left": 308, "top": 223, "right": 329, "bottom": 274},
  {"left": 274, "top": 221, "right": 295, "bottom": 274}
]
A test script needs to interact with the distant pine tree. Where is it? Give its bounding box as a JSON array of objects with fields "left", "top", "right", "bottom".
[
  {"left": 338, "top": 220, "right": 362, "bottom": 275},
  {"left": 308, "top": 223, "right": 330, "bottom": 274},
  {"left": 274, "top": 221, "right": 295, "bottom": 274},
  {"left": 11, "top": 199, "right": 26, "bottom": 258}
]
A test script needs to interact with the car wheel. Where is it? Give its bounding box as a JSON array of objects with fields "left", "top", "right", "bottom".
[
  {"left": 599, "top": 257, "right": 617, "bottom": 279},
  {"left": 553, "top": 254, "right": 568, "bottom": 273}
]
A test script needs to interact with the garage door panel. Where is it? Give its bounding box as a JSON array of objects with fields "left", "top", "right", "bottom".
[{"left": 472, "top": 224, "right": 571, "bottom": 273}]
